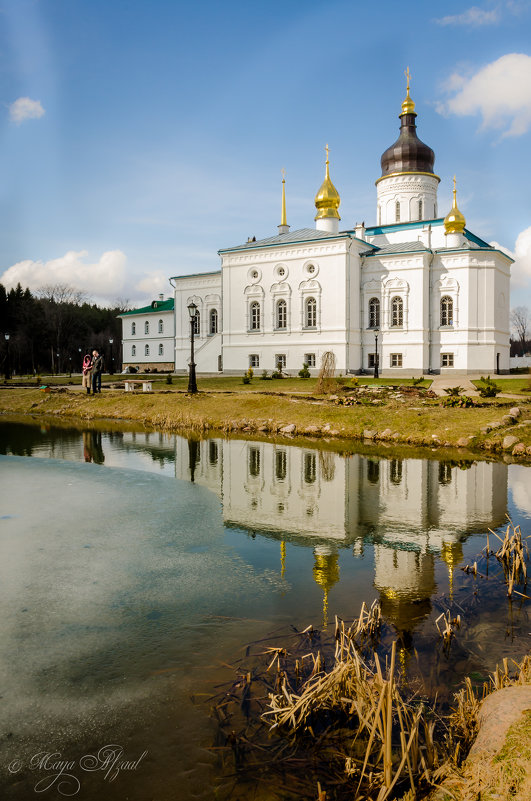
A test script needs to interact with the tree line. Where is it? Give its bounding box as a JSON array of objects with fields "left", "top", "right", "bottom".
[{"left": 0, "top": 283, "right": 128, "bottom": 376}]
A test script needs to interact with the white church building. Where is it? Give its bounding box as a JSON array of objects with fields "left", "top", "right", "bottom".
[{"left": 121, "top": 80, "right": 512, "bottom": 376}]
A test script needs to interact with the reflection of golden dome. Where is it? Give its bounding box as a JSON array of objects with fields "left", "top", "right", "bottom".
[
  {"left": 401, "top": 67, "right": 415, "bottom": 115},
  {"left": 313, "top": 549, "right": 340, "bottom": 628},
  {"left": 440, "top": 541, "right": 464, "bottom": 600},
  {"left": 280, "top": 540, "right": 286, "bottom": 579},
  {"left": 444, "top": 176, "right": 466, "bottom": 234},
  {"left": 314, "top": 144, "right": 341, "bottom": 221}
]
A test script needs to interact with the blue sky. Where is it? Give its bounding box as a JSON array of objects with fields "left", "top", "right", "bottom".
[{"left": 1, "top": 0, "right": 531, "bottom": 309}]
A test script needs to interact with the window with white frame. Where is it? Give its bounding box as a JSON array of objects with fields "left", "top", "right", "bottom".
[
  {"left": 441, "top": 353, "right": 454, "bottom": 367},
  {"left": 304, "top": 353, "right": 316, "bottom": 367},
  {"left": 192, "top": 311, "right": 200, "bottom": 336},
  {"left": 209, "top": 308, "right": 218, "bottom": 335},
  {"left": 390, "top": 353, "right": 402, "bottom": 367},
  {"left": 440, "top": 296, "right": 453, "bottom": 327},
  {"left": 391, "top": 296, "right": 403, "bottom": 327},
  {"left": 145, "top": 344, "right": 150, "bottom": 356},
  {"left": 304, "top": 452, "right": 317, "bottom": 484},
  {"left": 368, "top": 353, "right": 376, "bottom": 368},
  {"left": 275, "top": 354, "right": 286, "bottom": 370},
  {"left": 368, "top": 297, "right": 380, "bottom": 328},
  {"left": 131, "top": 345, "right": 136, "bottom": 357},
  {"left": 249, "top": 354, "right": 259, "bottom": 368},
  {"left": 131, "top": 322, "right": 136, "bottom": 335},
  {"left": 305, "top": 296, "right": 317, "bottom": 328},
  {"left": 158, "top": 343, "right": 164, "bottom": 356},
  {"left": 276, "top": 299, "right": 287, "bottom": 329},
  {"left": 144, "top": 321, "right": 149, "bottom": 335},
  {"left": 275, "top": 450, "right": 287, "bottom": 481},
  {"left": 250, "top": 301, "right": 261, "bottom": 331},
  {"left": 158, "top": 319, "right": 163, "bottom": 333}
]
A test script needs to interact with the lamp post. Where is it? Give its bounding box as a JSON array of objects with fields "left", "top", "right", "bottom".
[
  {"left": 187, "top": 302, "right": 198, "bottom": 394},
  {"left": 109, "top": 338, "right": 114, "bottom": 374},
  {"left": 4, "top": 333, "right": 11, "bottom": 381},
  {"left": 374, "top": 329, "right": 379, "bottom": 380}
]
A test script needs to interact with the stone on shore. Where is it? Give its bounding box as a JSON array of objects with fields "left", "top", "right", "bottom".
[{"left": 502, "top": 435, "right": 519, "bottom": 451}]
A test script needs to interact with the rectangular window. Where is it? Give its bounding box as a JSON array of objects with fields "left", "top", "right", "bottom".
[
  {"left": 441, "top": 353, "right": 454, "bottom": 367},
  {"left": 249, "top": 354, "right": 259, "bottom": 368},
  {"left": 368, "top": 353, "right": 376, "bottom": 368},
  {"left": 304, "top": 353, "right": 316, "bottom": 367},
  {"left": 275, "top": 354, "right": 286, "bottom": 370},
  {"left": 390, "top": 353, "right": 402, "bottom": 368}
]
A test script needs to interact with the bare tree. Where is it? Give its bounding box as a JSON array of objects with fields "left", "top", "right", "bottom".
[
  {"left": 36, "top": 284, "right": 88, "bottom": 304},
  {"left": 511, "top": 306, "right": 530, "bottom": 355}
]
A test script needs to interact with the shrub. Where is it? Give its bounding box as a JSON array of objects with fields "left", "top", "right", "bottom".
[
  {"left": 260, "top": 370, "right": 272, "bottom": 380},
  {"left": 272, "top": 370, "right": 283, "bottom": 379},
  {"left": 477, "top": 375, "right": 502, "bottom": 398},
  {"left": 242, "top": 375, "right": 251, "bottom": 384},
  {"left": 166, "top": 374, "right": 173, "bottom": 384},
  {"left": 442, "top": 395, "right": 475, "bottom": 407},
  {"left": 444, "top": 386, "right": 464, "bottom": 397},
  {"left": 412, "top": 377, "right": 424, "bottom": 386},
  {"left": 247, "top": 367, "right": 254, "bottom": 380},
  {"left": 298, "top": 362, "right": 311, "bottom": 379}
]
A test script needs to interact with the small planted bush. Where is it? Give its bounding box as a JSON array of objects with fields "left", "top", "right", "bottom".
[
  {"left": 242, "top": 375, "right": 251, "bottom": 384},
  {"left": 298, "top": 362, "right": 311, "bottom": 379},
  {"left": 443, "top": 395, "right": 475, "bottom": 407},
  {"left": 477, "top": 375, "right": 502, "bottom": 398},
  {"left": 260, "top": 370, "right": 272, "bottom": 380},
  {"left": 166, "top": 373, "right": 173, "bottom": 384},
  {"left": 444, "top": 386, "right": 464, "bottom": 397}
]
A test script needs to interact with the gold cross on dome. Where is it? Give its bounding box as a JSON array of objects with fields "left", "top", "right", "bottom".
[
  {"left": 405, "top": 66, "right": 411, "bottom": 92},
  {"left": 281, "top": 167, "right": 286, "bottom": 181},
  {"left": 325, "top": 143, "right": 329, "bottom": 163},
  {"left": 453, "top": 174, "right": 457, "bottom": 191}
]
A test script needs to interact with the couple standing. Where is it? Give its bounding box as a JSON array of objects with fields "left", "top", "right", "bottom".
[{"left": 82, "top": 349, "right": 104, "bottom": 395}]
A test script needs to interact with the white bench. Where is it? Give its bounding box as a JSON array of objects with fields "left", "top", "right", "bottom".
[{"left": 124, "top": 380, "right": 152, "bottom": 393}]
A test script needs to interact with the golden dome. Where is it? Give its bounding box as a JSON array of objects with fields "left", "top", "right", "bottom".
[
  {"left": 401, "top": 66, "right": 416, "bottom": 115},
  {"left": 444, "top": 176, "right": 466, "bottom": 234},
  {"left": 314, "top": 144, "right": 341, "bottom": 221}
]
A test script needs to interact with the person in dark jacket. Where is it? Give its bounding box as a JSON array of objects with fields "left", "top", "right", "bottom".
[{"left": 91, "top": 349, "right": 104, "bottom": 394}]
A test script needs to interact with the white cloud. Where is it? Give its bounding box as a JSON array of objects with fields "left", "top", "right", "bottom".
[
  {"left": 436, "top": 53, "right": 531, "bottom": 137},
  {"left": 134, "top": 272, "right": 169, "bottom": 298},
  {"left": 0, "top": 250, "right": 127, "bottom": 301},
  {"left": 435, "top": 6, "right": 500, "bottom": 26},
  {"left": 508, "top": 226, "right": 531, "bottom": 287},
  {"left": 9, "top": 97, "right": 45, "bottom": 124}
]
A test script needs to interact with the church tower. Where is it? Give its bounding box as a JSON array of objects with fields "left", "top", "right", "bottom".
[{"left": 376, "top": 69, "right": 439, "bottom": 225}]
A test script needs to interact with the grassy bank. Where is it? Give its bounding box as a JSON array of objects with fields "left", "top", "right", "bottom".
[{"left": 1, "top": 384, "right": 530, "bottom": 456}]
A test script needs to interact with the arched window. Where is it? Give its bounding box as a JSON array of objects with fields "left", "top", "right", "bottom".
[
  {"left": 368, "top": 297, "right": 380, "bottom": 328},
  {"left": 305, "top": 297, "right": 317, "bottom": 328},
  {"left": 144, "top": 321, "right": 149, "bottom": 335},
  {"left": 390, "top": 459, "right": 402, "bottom": 485},
  {"left": 250, "top": 301, "right": 260, "bottom": 331},
  {"left": 209, "top": 308, "right": 218, "bottom": 334},
  {"left": 158, "top": 319, "right": 163, "bottom": 334},
  {"left": 145, "top": 344, "right": 150, "bottom": 356},
  {"left": 391, "top": 296, "right": 403, "bottom": 327},
  {"left": 440, "top": 296, "right": 453, "bottom": 327},
  {"left": 131, "top": 322, "right": 136, "bottom": 335},
  {"left": 249, "top": 447, "right": 260, "bottom": 477},
  {"left": 275, "top": 450, "right": 287, "bottom": 481},
  {"left": 395, "top": 200, "right": 400, "bottom": 222},
  {"left": 192, "top": 311, "right": 200, "bottom": 336},
  {"left": 304, "top": 452, "right": 317, "bottom": 484},
  {"left": 158, "top": 343, "right": 163, "bottom": 355},
  {"left": 131, "top": 344, "right": 136, "bottom": 357},
  {"left": 276, "top": 299, "right": 287, "bottom": 329}
]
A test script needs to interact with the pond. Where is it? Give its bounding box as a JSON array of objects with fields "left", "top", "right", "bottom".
[{"left": 0, "top": 419, "right": 529, "bottom": 800}]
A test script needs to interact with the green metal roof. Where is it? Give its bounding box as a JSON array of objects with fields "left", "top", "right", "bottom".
[{"left": 119, "top": 298, "right": 174, "bottom": 317}]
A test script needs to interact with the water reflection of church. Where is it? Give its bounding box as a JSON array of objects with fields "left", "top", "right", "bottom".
[{"left": 172, "top": 438, "right": 507, "bottom": 627}]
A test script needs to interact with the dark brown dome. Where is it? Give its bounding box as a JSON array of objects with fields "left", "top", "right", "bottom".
[{"left": 380, "top": 112, "right": 435, "bottom": 176}]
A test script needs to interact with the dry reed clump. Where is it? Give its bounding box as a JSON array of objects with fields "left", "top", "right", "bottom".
[
  {"left": 432, "top": 655, "right": 531, "bottom": 801},
  {"left": 485, "top": 518, "right": 529, "bottom": 597}
]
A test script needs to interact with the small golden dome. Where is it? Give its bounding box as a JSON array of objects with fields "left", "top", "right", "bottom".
[
  {"left": 314, "top": 144, "right": 341, "bottom": 221},
  {"left": 313, "top": 548, "right": 340, "bottom": 628},
  {"left": 401, "top": 66, "right": 416, "bottom": 115},
  {"left": 444, "top": 176, "right": 466, "bottom": 234}
]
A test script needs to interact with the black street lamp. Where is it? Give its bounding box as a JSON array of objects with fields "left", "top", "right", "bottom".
[
  {"left": 109, "top": 338, "right": 114, "bottom": 375},
  {"left": 4, "top": 333, "right": 11, "bottom": 381},
  {"left": 187, "top": 302, "right": 199, "bottom": 394},
  {"left": 374, "top": 329, "right": 379, "bottom": 380}
]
